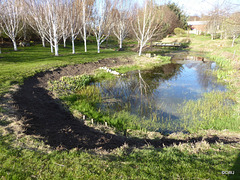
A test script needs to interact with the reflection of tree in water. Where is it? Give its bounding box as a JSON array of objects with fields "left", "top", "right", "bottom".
[
  {"left": 136, "top": 63, "right": 183, "bottom": 93},
  {"left": 94, "top": 59, "right": 226, "bottom": 133},
  {"left": 185, "top": 62, "right": 217, "bottom": 90},
  {"left": 96, "top": 63, "right": 183, "bottom": 120},
  {"left": 196, "top": 62, "right": 218, "bottom": 90}
]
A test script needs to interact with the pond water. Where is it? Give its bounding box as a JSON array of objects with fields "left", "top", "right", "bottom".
[{"left": 93, "top": 56, "right": 227, "bottom": 133}]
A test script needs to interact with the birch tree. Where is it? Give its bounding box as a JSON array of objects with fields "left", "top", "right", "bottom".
[
  {"left": 68, "top": 0, "right": 81, "bottom": 54},
  {"left": 0, "top": 0, "right": 23, "bottom": 51},
  {"left": 79, "top": 0, "right": 94, "bottom": 52},
  {"left": 207, "top": 9, "right": 222, "bottom": 40},
  {"left": 25, "top": 0, "right": 47, "bottom": 47},
  {"left": 112, "top": 0, "right": 131, "bottom": 49},
  {"left": 131, "top": 0, "right": 162, "bottom": 56},
  {"left": 43, "top": 0, "right": 63, "bottom": 56},
  {"left": 60, "top": 3, "right": 70, "bottom": 48},
  {"left": 206, "top": 1, "right": 228, "bottom": 40},
  {"left": 225, "top": 13, "right": 240, "bottom": 47},
  {"left": 91, "top": 0, "right": 113, "bottom": 53}
]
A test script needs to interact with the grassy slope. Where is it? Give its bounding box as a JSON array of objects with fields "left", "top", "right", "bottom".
[
  {"left": 0, "top": 42, "right": 133, "bottom": 95},
  {"left": 189, "top": 35, "right": 240, "bottom": 129},
  {"left": 0, "top": 38, "right": 240, "bottom": 179}
]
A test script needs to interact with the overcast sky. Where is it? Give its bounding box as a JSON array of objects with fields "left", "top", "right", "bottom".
[{"left": 168, "top": 0, "right": 240, "bottom": 16}]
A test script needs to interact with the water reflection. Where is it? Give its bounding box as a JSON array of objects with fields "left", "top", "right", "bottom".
[{"left": 94, "top": 57, "right": 226, "bottom": 133}]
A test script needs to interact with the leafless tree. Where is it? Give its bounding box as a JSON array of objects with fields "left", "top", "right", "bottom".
[
  {"left": 91, "top": 0, "right": 114, "bottom": 53},
  {"left": 25, "top": 0, "right": 47, "bottom": 47},
  {"left": 206, "top": 0, "right": 229, "bottom": 40},
  {"left": 0, "top": 0, "right": 24, "bottom": 51},
  {"left": 161, "top": 5, "right": 179, "bottom": 35},
  {"left": 61, "top": 4, "right": 70, "bottom": 48},
  {"left": 68, "top": 0, "right": 81, "bottom": 54},
  {"left": 112, "top": 0, "right": 131, "bottom": 49},
  {"left": 224, "top": 12, "right": 240, "bottom": 46},
  {"left": 131, "top": 0, "right": 163, "bottom": 56},
  {"left": 43, "top": 0, "right": 64, "bottom": 56},
  {"left": 206, "top": 9, "right": 222, "bottom": 40},
  {"left": 79, "top": 0, "right": 94, "bottom": 52}
]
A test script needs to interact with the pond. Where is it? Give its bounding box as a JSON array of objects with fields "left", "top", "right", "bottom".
[{"left": 93, "top": 56, "right": 227, "bottom": 134}]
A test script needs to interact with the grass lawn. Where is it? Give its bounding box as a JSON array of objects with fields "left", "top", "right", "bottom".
[
  {"left": 0, "top": 41, "right": 133, "bottom": 95},
  {"left": 0, "top": 37, "right": 240, "bottom": 179},
  {"left": 0, "top": 135, "right": 239, "bottom": 179}
]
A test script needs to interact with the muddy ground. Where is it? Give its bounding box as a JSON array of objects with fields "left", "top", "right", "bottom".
[{"left": 6, "top": 57, "right": 240, "bottom": 150}]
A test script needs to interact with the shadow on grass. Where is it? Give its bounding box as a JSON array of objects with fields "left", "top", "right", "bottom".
[
  {"left": 0, "top": 120, "right": 10, "bottom": 126},
  {"left": 228, "top": 152, "right": 240, "bottom": 180}
]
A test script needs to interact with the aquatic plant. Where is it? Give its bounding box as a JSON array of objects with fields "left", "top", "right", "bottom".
[
  {"left": 48, "top": 75, "right": 93, "bottom": 96},
  {"left": 178, "top": 91, "right": 238, "bottom": 132}
]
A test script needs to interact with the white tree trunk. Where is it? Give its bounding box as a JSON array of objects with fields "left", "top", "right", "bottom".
[
  {"left": 49, "top": 28, "right": 54, "bottom": 53},
  {"left": 41, "top": 36, "right": 45, "bottom": 47},
  {"left": 53, "top": 23, "right": 59, "bottom": 56},
  {"left": 13, "top": 39, "right": 17, "bottom": 51},
  {"left": 119, "top": 31, "right": 123, "bottom": 48},
  {"left": 97, "top": 39, "right": 100, "bottom": 53},
  {"left": 120, "top": 38, "right": 123, "bottom": 49},
  {"left": 139, "top": 44, "right": 143, "bottom": 56},
  {"left": 50, "top": 38, "right": 54, "bottom": 53},
  {"left": 63, "top": 35, "right": 67, "bottom": 47},
  {"left": 232, "top": 36, "right": 236, "bottom": 47},
  {"left": 72, "top": 35, "right": 75, "bottom": 54},
  {"left": 54, "top": 40, "right": 58, "bottom": 56},
  {"left": 84, "top": 38, "right": 87, "bottom": 52},
  {"left": 50, "top": 44, "right": 54, "bottom": 53},
  {"left": 54, "top": 41, "right": 59, "bottom": 56},
  {"left": 82, "top": 0, "right": 87, "bottom": 52}
]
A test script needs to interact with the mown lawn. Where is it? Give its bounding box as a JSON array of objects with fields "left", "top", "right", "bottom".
[{"left": 0, "top": 41, "right": 133, "bottom": 95}]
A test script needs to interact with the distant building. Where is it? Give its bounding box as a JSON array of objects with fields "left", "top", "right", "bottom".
[
  {"left": 188, "top": 16, "right": 201, "bottom": 21},
  {"left": 187, "top": 21, "right": 208, "bottom": 35}
]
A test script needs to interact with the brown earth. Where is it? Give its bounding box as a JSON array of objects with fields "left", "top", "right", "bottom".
[{"left": 8, "top": 57, "right": 240, "bottom": 151}]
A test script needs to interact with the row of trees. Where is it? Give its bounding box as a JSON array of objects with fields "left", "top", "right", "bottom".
[
  {"left": 0, "top": 0, "right": 187, "bottom": 56},
  {"left": 205, "top": 2, "right": 240, "bottom": 46}
]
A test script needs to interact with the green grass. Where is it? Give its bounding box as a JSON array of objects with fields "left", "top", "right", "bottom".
[
  {"left": 0, "top": 41, "right": 133, "bottom": 95},
  {"left": 186, "top": 35, "right": 240, "bottom": 132},
  {"left": 61, "top": 86, "right": 141, "bottom": 132},
  {"left": 111, "top": 55, "right": 171, "bottom": 74},
  {"left": 0, "top": 135, "right": 239, "bottom": 179},
  {"left": 93, "top": 69, "right": 118, "bottom": 81},
  {"left": 112, "top": 65, "right": 139, "bottom": 74},
  {"left": 48, "top": 74, "right": 93, "bottom": 96},
  {"left": 210, "top": 55, "right": 237, "bottom": 83},
  {"left": 178, "top": 91, "right": 239, "bottom": 132}
]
